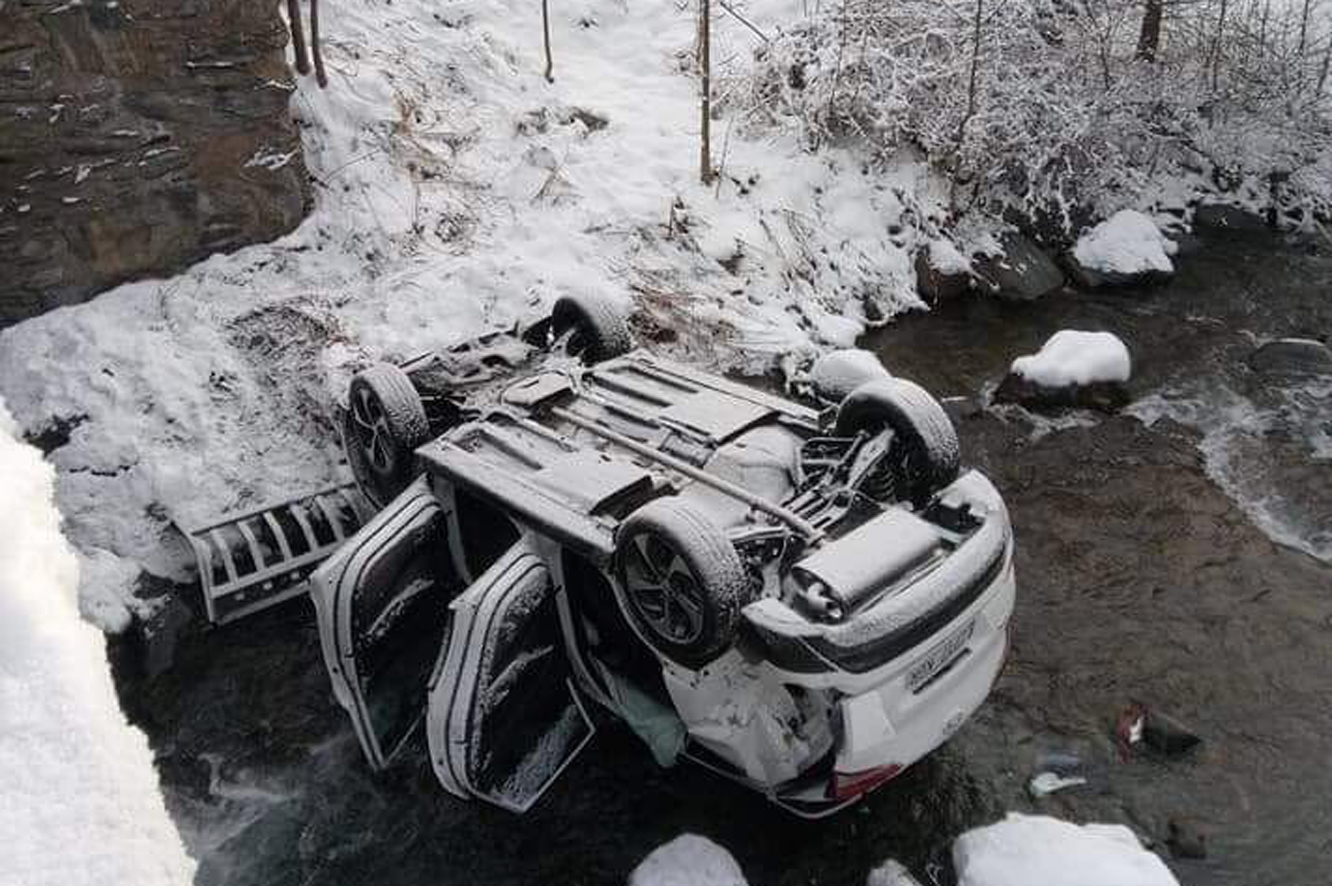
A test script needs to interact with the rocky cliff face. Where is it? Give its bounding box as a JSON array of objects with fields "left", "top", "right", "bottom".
[{"left": 0, "top": 0, "right": 310, "bottom": 324}]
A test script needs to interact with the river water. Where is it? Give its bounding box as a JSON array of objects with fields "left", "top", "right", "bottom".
[{"left": 113, "top": 228, "right": 1332, "bottom": 886}]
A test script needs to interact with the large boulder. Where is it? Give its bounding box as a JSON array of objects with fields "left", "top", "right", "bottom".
[
  {"left": 0, "top": 0, "right": 311, "bottom": 325},
  {"left": 995, "top": 330, "right": 1132, "bottom": 413},
  {"left": 974, "top": 234, "right": 1065, "bottom": 301},
  {"left": 1247, "top": 338, "right": 1332, "bottom": 376},
  {"left": 1066, "top": 210, "right": 1177, "bottom": 288}
]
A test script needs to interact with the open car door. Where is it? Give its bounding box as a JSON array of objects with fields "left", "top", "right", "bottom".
[
  {"left": 425, "top": 538, "right": 596, "bottom": 813},
  {"left": 310, "top": 476, "right": 455, "bottom": 769}
]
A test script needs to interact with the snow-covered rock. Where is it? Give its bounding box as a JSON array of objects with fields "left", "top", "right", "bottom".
[
  {"left": 1068, "top": 210, "right": 1178, "bottom": 288},
  {"left": 915, "top": 238, "right": 972, "bottom": 304},
  {"left": 808, "top": 349, "right": 892, "bottom": 403},
  {"left": 629, "top": 835, "right": 748, "bottom": 886},
  {"left": 995, "top": 330, "right": 1132, "bottom": 413},
  {"left": 0, "top": 398, "right": 195, "bottom": 886},
  {"left": 952, "top": 814, "right": 1178, "bottom": 886}
]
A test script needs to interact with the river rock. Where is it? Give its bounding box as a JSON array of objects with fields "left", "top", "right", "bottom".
[
  {"left": 1194, "top": 204, "right": 1268, "bottom": 233},
  {"left": 1166, "top": 818, "right": 1208, "bottom": 860},
  {"left": 915, "top": 239, "right": 972, "bottom": 304},
  {"left": 1065, "top": 210, "right": 1177, "bottom": 288},
  {"left": 995, "top": 330, "right": 1133, "bottom": 414},
  {"left": 974, "top": 234, "right": 1065, "bottom": 301},
  {"left": 1247, "top": 338, "right": 1332, "bottom": 376},
  {"left": 0, "top": 0, "right": 311, "bottom": 325}
]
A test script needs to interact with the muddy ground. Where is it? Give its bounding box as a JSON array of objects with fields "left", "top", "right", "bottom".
[{"left": 112, "top": 229, "right": 1332, "bottom": 886}]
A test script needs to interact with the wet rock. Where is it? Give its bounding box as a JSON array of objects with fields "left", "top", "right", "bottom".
[
  {"left": 1194, "top": 204, "right": 1268, "bottom": 233},
  {"left": 1142, "top": 710, "right": 1202, "bottom": 757},
  {"left": 1166, "top": 818, "right": 1208, "bottom": 859},
  {"left": 974, "top": 234, "right": 1065, "bottom": 301},
  {"left": 0, "top": 0, "right": 311, "bottom": 325},
  {"left": 914, "top": 242, "right": 972, "bottom": 305},
  {"left": 941, "top": 395, "right": 984, "bottom": 424},
  {"left": 994, "top": 375, "right": 1130, "bottom": 414},
  {"left": 130, "top": 589, "right": 199, "bottom": 680},
  {"left": 1247, "top": 338, "right": 1332, "bottom": 376}
]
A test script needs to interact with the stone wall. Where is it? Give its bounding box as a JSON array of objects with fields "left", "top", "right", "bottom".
[{"left": 0, "top": 0, "right": 311, "bottom": 324}]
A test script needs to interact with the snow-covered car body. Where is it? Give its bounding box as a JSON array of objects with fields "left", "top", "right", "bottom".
[{"left": 310, "top": 349, "right": 1015, "bottom": 817}]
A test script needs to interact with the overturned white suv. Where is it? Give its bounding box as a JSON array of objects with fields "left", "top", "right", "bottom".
[{"left": 309, "top": 295, "right": 1015, "bottom": 817}]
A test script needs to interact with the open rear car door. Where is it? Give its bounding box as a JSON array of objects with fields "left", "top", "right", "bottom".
[
  {"left": 425, "top": 538, "right": 596, "bottom": 813},
  {"left": 309, "top": 476, "right": 454, "bottom": 769}
]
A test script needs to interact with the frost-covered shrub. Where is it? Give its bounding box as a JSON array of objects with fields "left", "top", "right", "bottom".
[{"left": 730, "top": 0, "right": 1332, "bottom": 240}]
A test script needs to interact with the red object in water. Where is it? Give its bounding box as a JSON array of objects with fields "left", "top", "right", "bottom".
[{"left": 830, "top": 763, "right": 904, "bottom": 801}]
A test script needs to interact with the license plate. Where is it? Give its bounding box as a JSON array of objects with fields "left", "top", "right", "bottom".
[{"left": 907, "top": 620, "right": 974, "bottom": 692}]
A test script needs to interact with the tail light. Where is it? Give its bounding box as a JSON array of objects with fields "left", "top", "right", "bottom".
[{"left": 829, "top": 763, "right": 902, "bottom": 801}]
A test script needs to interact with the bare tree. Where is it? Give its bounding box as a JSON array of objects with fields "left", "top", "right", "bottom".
[
  {"left": 699, "top": 0, "right": 714, "bottom": 184},
  {"left": 310, "top": 0, "right": 328, "bottom": 89}
]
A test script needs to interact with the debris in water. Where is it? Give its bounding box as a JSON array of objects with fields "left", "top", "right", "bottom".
[{"left": 1027, "top": 771, "right": 1088, "bottom": 798}]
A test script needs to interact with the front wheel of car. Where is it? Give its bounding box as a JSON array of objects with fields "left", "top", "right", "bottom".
[
  {"left": 344, "top": 363, "right": 431, "bottom": 507},
  {"left": 835, "top": 378, "right": 960, "bottom": 508},
  {"left": 615, "top": 497, "right": 749, "bottom": 669},
  {"left": 551, "top": 293, "right": 633, "bottom": 365}
]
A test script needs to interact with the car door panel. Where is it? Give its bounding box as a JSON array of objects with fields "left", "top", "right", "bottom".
[
  {"left": 426, "top": 537, "right": 595, "bottom": 812},
  {"left": 310, "top": 476, "right": 455, "bottom": 769}
]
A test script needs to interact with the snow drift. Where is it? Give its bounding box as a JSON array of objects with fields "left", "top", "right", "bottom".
[{"left": 0, "top": 398, "right": 195, "bottom": 885}]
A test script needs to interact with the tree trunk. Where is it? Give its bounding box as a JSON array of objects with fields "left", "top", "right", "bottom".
[
  {"left": 1135, "top": 0, "right": 1163, "bottom": 62},
  {"left": 699, "top": 0, "right": 713, "bottom": 184},
  {"left": 542, "top": 0, "right": 554, "bottom": 83},
  {"left": 1210, "top": 0, "right": 1229, "bottom": 92},
  {"left": 310, "top": 0, "right": 327, "bottom": 89},
  {"left": 287, "top": 0, "right": 311, "bottom": 75}
]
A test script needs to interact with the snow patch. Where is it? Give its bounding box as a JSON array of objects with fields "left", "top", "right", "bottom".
[
  {"left": 952, "top": 814, "right": 1178, "bottom": 886},
  {"left": 1072, "top": 210, "right": 1177, "bottom": 276},
  {"left": 0, "top": 398, "right": 195, "bottom": 885},
  {"left": 928, "top": 238, "right": 971, "bottom": 275},
  {"left": 630, "top": 835, "right": 748, "bottom": 886},
  {"left": 1011, "top": 331, "right": 1132, "bottom": 388}
]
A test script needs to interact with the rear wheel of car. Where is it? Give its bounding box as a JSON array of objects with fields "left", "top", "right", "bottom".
[
  {"left": 835, "top": 378, "right": 960, "bottom": 507},
  {"left": 551, "top": 293, "right": 633, "bottom": 364},
  {"left": 615, "top": 497, "right": 749, "bottom": 669},
  {"left": 344, "top": 363, "right": 431, "bottom": 507}
]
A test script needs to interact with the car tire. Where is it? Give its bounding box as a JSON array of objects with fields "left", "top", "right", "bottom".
[
  {"left": 551, "top": 293, "right": 633, "bottom": 364},
  {"left": 835, "top": 378, "right": 960, "bottom": 507},
  {"left": 615, "top": 497, "right": 749, "bottom": 669},
  {"left": 344, "top": 363, "right": 431, "bottom": 507}
]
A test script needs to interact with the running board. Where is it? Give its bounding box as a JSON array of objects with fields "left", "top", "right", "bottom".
[{"left": 177, "top": 483, "right": 373, "bottom": 624}]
